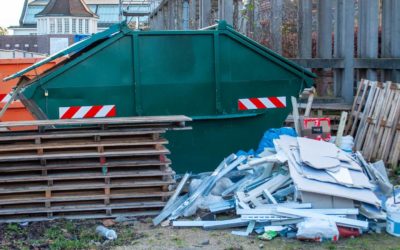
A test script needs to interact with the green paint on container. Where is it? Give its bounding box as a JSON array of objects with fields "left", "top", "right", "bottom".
[{"left": 20, "top": 21, "right": 315, "bottom": 173}]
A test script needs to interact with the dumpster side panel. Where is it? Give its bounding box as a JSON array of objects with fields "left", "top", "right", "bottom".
[
  {"left": 219, "top": 35, "right": 304, "bottom": 115},
  {"left": 25, "top": 36, "right": 135, "bottom": 119},
  {"left": 20, "top": 29, "right": 313, "bottom": 173},
  {"left": 138, "top": 34, "right": 216, "bottom": 116},
  {"left": 165, "top": 34, "right": 303, "bottom": 173}
]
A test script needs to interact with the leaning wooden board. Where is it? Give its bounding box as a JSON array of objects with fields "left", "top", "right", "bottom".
[{"left": 346, "top": 80, "right": 400, "bottom": 169}]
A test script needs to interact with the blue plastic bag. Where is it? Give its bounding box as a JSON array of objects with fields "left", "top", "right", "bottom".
[{"left": 256, "top": 127, "right": 297, "bottom": 154}]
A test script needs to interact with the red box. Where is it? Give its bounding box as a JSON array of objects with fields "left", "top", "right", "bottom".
[{"left": 301, "top": 117, "right": 331, "bottom": 141}]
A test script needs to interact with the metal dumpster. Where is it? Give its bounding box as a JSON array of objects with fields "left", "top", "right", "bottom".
[
  {"left": 4, "top": 21, "right": 315, "bottom": 173},
  {"left": 0, "top": 58, "right": 63, "bottom": 130}
]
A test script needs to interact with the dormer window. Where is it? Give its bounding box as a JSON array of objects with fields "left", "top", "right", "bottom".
[{"left": 35, "top": 0, "right": 98, "bottom": 35}]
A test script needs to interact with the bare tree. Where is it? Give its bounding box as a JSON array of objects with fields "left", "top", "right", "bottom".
[{"left": 0, "top": 27, "right": 8, "bottom": 35}]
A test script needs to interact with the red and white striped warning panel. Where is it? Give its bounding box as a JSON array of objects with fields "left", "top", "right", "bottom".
[
  {"left": 0, "top": 93, "right": 13, "bottom": 103},
  {"left": 59, "top": 105, "right": 116, "bottom": 119},
  {"left": 238, "top": 96, "right": 287, "bottom": 110}
]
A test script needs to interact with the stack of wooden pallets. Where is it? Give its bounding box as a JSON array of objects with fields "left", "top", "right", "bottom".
[
  {"left": 0, "top": 116, "right": 190, "bottom": 222},
  {"left": 346, "top": 79, "right": 400, "bottom": 168}
]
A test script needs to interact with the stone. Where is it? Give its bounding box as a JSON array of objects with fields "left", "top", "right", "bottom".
[{"left": 201, "top": 239, "right": 210, "bottom": 245}]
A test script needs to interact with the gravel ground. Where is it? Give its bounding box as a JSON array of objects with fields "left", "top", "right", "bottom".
[{"left": 1, "top": 218, "right": 399, "bottom": 250}]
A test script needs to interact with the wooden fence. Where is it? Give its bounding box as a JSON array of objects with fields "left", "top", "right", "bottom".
[{"left": 149, "top": 0, "right": 400, "bottom": 103}]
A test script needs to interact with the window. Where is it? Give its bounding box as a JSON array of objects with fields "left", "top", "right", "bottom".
[
  {"left": 78, "top": 19, "right": 83, "bottom": 34},
  {"left": 5, "top": 44, "right": 10, "bottom": 48},
  {"left": 14, "top": 44, "right": 20, "bottom": 48},
  {"left": 50, "top": 18, "right": 55, "bottom": 34},
  {"left": 43, "top": 19, "right": 47, "bottom": 33},
  {"left": 85, "top": 19, "right": 89, "bottom": 34},
  {"left": 64, "top": 18, "right": 69, "bottom": 33},
  {"left": 25, "top": 44, "right": 29, "bottom": 47},
  {"left": 72, "top": 19, "right": 76, "bottom": 33},
  {"left": 34, "top": 44, "right": 38, "bottom": 47},
  {"left": 57, "top": 18, "right": 62, "bottom": 33}
]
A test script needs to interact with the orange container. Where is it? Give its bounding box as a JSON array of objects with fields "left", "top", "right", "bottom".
[{"left": 0, "top": 58, "right": 62, "bottom": 130}]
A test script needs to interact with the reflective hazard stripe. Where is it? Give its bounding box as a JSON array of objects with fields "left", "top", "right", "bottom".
[
  {"left": 238, "top": 97, "right": 286, "bottom": 110},
  {"left": 0, "top": 93, "right": 13, "bottom": 103},
  {"left": 59, "top": 105, "right": 116, "bottom": 119}
]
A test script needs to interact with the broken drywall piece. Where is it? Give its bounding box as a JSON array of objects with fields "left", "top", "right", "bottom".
[
  {"left": 297, "top": 137, "right": 341, "bottom": 169},
  {"left": 278, "top": 136, "right": 381, "bottom": 206},
  {"left": 327, "top": 167, "right": 353, "bottom": 186}
]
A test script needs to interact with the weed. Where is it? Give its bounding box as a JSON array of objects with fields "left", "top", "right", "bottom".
[
  {"left": 49, "top": 238, "right": 89, "bottom": 250},
  {"left": 172, "top": 236, "right": 185, "bottom": 247}
]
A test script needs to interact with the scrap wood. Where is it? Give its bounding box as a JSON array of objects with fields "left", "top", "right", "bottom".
[
  {"left": 348, "top": 80, "right": 400, "bottom": 166},
  {"left": 291, "top": 96, "right": 301, "bottom": 136},
  {"left": 303, "top": 87, "right": 315, "bottom": 117},
  {"left": 335, "top": 111, "right": 348, "bottom": 148}
]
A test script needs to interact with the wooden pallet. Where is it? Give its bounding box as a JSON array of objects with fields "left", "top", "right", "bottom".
[
  {"left": 346, "top": 80, "right": 400, "bottom": 168},
  {"left": 0, "top": 116, "right": 191, "bottom": 222}
]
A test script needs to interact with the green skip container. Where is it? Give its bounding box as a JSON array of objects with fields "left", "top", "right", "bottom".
[{"left": 6, "top": 21, "right": 315, "bottom": 173}]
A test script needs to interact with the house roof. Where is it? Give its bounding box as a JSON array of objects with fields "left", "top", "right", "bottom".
[
  {"left": 35, "top": 0, "right": 98, "bottom": 18},
  {"left": 17, "top": 0, "right": 149, "bottom": 29}
]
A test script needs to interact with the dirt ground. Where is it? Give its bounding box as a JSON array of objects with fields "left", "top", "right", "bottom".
[{"left": 1, "top": 218, "right": 400, "bottom": 250}]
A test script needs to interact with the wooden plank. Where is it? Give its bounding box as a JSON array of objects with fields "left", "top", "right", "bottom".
[
  {"left": 0, "top": 147, "right": 170, "bottom": 162},
  {"left": 0, "top": 168, "right": 174, "bottom": 183},
  {"left": 291, "top": 96, "right": 301, "bottom": 135},
  {"left": 350, "top": 80, "right": 370, "bottom": 136},
  {"left": 0, "top": 129, "right": 166, "bottom": 142},
  {"left": 0, "top": 159, "right": 170, "bottom": 173},
  {"left": 0, "top": 138, "right": 168, "bottom": 153},
  {"left": 0, "top": 116, "right": 191, "bottom": 129},
  {"left": 381, "top": 90, "right": 400, "bottom": 161},
  {"left": 0, "top": 179, "right": 175, "bottom": 194},
  {"left": 372, "top": 83, "right": 396, "bottom": 159},
  {"left": 303, "top": 87, "right": 315, "bottom": 117},
  {"left": 363, "top": 82, "right": 391, "bottom": 159},
  {"left": 346, "top": 79, "right": 366, "bottom": 134},
  {"left": 335, "top": 111, "right": 348, "bottom": 147},
  {"left": 354, "top": 81, "right": 379, "bottom": 151},
  {"left": 0, "top": 190, "right": 173, "bottom": 206},
  {"left": 0, "top": 201, "right": 167, "bottom": 215}
]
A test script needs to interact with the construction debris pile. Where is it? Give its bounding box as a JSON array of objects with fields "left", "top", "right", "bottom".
[{"left": 154, "top": 128, "right": 398, "bottom": 242}]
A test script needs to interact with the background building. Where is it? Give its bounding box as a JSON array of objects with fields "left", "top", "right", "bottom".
[
  {"left": 1, "top": 0, "right": 151, "bottom": 55},
  {"left": 10, "top": 0, "right": 150, "bottom": 35}
]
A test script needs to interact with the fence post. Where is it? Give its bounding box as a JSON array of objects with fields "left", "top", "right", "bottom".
[
  {"left": 200, "top": 0, "right": 211, "bottom": 28},
  {"left": 391, "top": 0, "right": 400, "bottom": 81},
  {"left": 317, "top": 0, "right": 332, "bottom": 96},
  {"left": 334, "top": 0, "right": 355, "bottom": 102},
  {"left": 298, "top": 0, "right": 312, "bottom": 59},
  {"left": 358, "top": 0, "right": 378, "bottom": 81},
  {"left": 271, "top": 0, "right": 283, "bottom": 54}
]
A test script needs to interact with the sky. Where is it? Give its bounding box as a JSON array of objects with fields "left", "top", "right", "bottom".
[{"left": 0, "top": 0, "right": 25, "bottom": 31}]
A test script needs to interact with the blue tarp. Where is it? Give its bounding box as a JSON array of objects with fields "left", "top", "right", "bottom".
[{"left": 256, "top": 127, "right": 297, "bottom": 154}]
